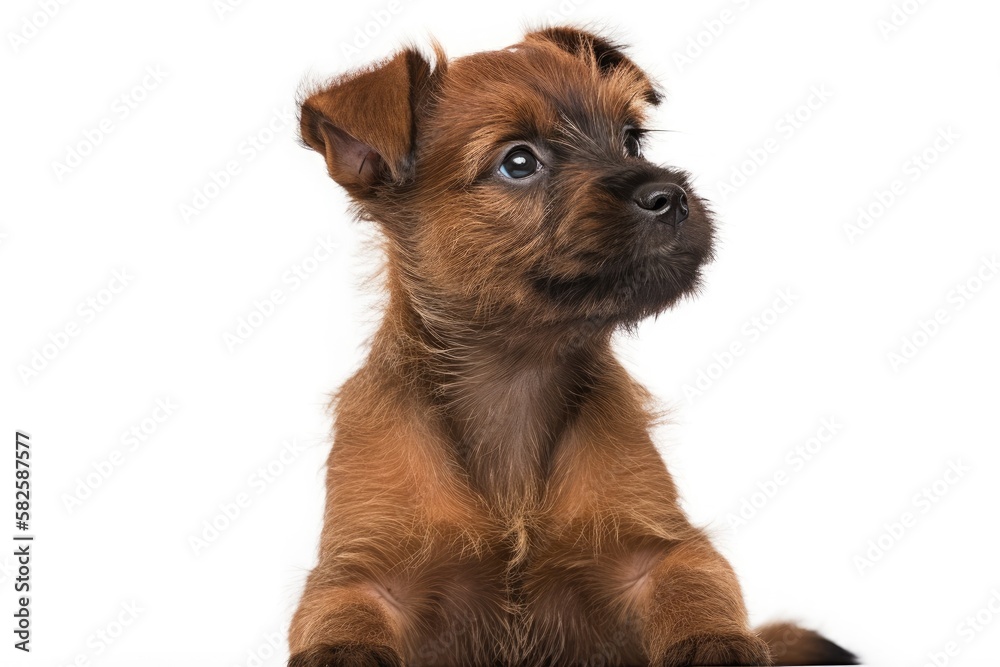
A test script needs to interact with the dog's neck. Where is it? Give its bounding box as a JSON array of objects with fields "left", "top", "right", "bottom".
[
  {"left": 391, "top": 294, "right": 611, "bottom": 512},
  {"left": 438, "top": 334, "right": 592, "bottom": 511}
]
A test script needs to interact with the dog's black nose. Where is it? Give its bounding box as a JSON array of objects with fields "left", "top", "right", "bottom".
[{"left": 634, "top": 183, "right": 689, "bottom": 226}]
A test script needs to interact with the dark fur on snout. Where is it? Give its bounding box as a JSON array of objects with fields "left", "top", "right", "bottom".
[{"left": 289, "top": 26, "right": 857, "bottom": 667}]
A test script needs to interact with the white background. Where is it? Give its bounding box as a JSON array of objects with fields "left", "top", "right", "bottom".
[{"left": 2, "top": 0, "right": 998, "bottom": 665}]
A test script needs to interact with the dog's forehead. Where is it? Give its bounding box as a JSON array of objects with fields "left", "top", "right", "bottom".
[{"left": 451, "top": 44, "right": 647, "bottom": 125}]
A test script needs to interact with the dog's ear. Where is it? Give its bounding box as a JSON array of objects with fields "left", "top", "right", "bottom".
[
  {"left": 299, "top": 48, "right": 432, "bottom": 193},
  {"left": 524, "top": 26, "right": 662, "bottom": 105}
]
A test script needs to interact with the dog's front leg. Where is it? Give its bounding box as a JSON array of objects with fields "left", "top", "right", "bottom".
[
  {"left": 639, "top": 538, "right": 772, "bottom": 666},
  {"left": 288, "top": 584, "right": 403, "bottom": 667}
]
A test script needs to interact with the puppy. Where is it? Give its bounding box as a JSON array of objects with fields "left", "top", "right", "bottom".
[{"left": 289, "top": 27, "right": 857, "bottom": 667}]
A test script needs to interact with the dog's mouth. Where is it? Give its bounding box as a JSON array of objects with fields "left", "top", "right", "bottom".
[{"left": 530, "top": 238, "right": 712, "bottom": 323}]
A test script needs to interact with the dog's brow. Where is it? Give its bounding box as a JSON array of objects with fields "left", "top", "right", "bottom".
[{"left": 495, "top": 124, "right": 545, "bottom": 147}]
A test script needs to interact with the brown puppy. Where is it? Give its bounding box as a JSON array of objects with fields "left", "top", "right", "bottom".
[{"left": 289, "top": 27, "right": 857, "bottom": 667}]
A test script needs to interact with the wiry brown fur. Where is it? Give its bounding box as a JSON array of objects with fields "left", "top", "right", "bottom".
[{"left": 289, "top": 26, "right": 857, "bottom": 667}]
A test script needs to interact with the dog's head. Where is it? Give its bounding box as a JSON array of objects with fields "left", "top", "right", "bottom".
[{"left": 300, "top": 27, "right": 714, "bottom": 333}]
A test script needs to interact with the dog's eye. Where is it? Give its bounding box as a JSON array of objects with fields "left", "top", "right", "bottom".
[
  {"left": 499, "top": 148, "right": 540, "bottom": 179},
  {"left": 624, "top": 129, "right": 642, "bottom": 158}
]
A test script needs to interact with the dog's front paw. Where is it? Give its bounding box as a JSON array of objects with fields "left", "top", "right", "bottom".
[
  {"left": 288, "top": 643, "right": 402, "bottom": 667},
  {"left": 659, "top": 631, "right": 772, "bottom": 666}
]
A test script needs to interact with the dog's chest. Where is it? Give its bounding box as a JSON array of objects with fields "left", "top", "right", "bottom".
[{"left": 407, "top": 516, "right": 640, "bottom": 667}]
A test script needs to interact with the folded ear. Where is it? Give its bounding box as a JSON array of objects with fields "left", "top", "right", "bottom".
[
  {"left": 523, "top": 26, "right": 662, "bottom": 105},
  {"left": 299, "top": 48, "right": 432, "bottom": 192}
]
